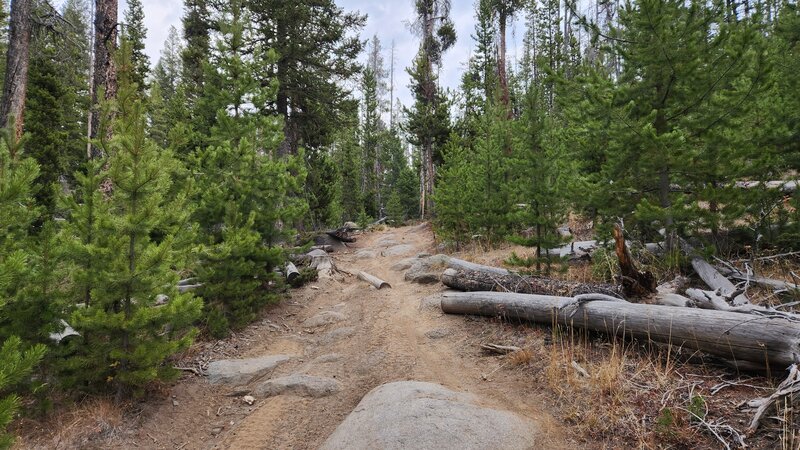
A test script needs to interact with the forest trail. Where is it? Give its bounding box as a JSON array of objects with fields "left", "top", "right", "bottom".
[{"left": 121, "top": 224, "right": 567, "bottom": 449}]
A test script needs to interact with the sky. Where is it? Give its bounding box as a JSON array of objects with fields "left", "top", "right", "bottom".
[{"left": 104, "top": 0, "right": 527, "bottom": 110}]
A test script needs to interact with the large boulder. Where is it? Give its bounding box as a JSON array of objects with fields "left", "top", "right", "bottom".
[
  {"left": 253, "top": 374, "right": 340, "bottom": 398},
  {"left": 321, "top": 381, "right": 539, "bottom": 450},
  {"left": 404, "top": 254, "right": 450, "bottom": 284},
  {"left": 206, "top": 355, "right": 293, "bottom": 385}
]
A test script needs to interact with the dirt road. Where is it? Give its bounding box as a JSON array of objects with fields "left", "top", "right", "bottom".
[{"left": 118, "top": 224, "right": 567, "bottom": 449}]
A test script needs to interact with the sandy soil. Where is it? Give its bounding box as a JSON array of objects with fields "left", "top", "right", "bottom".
[{"left": 64, "top": 224, "right": 568, "bottom": 449}]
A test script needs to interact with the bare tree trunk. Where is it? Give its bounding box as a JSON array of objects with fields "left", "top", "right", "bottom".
[
  {"left": 498, "top": 12, "right": 509, "bottom": 113},
  {"left": 0, "top": 0, "right": 33, "bottom": 139},
  {"left": 90, "top": 0, "right": 119, "bottom": 158}
]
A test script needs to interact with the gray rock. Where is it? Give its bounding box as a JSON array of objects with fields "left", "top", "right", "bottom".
[
  {"left": 404, "top": 254, "right": 450, "bottom": 284},
  {"left": 320, "top": 327, "right": 356, "bottom": 344},
  {"left": 207, "top": 355, "right": 293, "bottom": 385},
  {"left": 321, "top": 381, "right": 539, "bottom": 450},
  {"left": 390, "top": 258, "right": 416, "bottom": 271},
  {"left": 425, "top": 328, "right": 450, "bottom": 339},
  {"left": 253, "top": 374, "right": 340, "bottom": 398},
  {"left": 302, "top": 311, "right": 347, "bottom": 328},
  {"left": 355, "top": 249, "right": 377, "bottom": 260},
  {"left": 384, "top": 244, "right": 414, "bottom": 257}
]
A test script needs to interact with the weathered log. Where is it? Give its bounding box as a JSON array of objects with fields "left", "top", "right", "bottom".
[
  {"left": 546, "top": 240, "right": 664, "bottom": 259},
  {"left": 480, "top": 343, "right": 522, "bottom": 355},
  {"left": 680, "top": 239, "right": 751, "bottom": 306},
  {"left": 653, "top": 277, "right": 693, "bottom": 307},
  {"left": 446, "top": 257, "right": 510, "bottom": 275},
  {"left": 717, "top": 266, "right": 800, "bottom": 294},
  {"left": 441, "top": 291, "right": 800, "bottom": 368},
  {"left": 311, "top": 245, "right": 334, "bottom": 253},
  {"left": 285, "top": 262, "right": 300, "bottom": 283},
  {"left": 441, "top": 267, "right": 624, "bottom": 298},
  {"left": 308, "top": 249, "right": 337, "bottom": 278},
  {"left": 357, "top": 271, "right": 391, "bottom": 289},
  {"left": 613, "top": 224, "right": 656, "bottom": 297}
]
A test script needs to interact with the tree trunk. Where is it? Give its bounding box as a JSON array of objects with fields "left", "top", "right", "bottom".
[
  {"left": 613, "top": 224, "right": 656, "bottom": 297},
  {"left": 0, "top": 0, "right": 33, "bottom": 139},
  {"left": 441, "top": 267, "right": 624, "bottom": 298},
  {"left": 441, "top": 291, "right": 800, "bottom": 368},
  {"left": 90, "top": 0, "right": 119, "bottom": 158},
  {"left": 498, "top": 12, "right": 509, "bottom": 114}
]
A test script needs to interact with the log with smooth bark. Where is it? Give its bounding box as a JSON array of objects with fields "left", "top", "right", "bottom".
[
  {"left": 285, "top": 262, "right": 300, "bottom": 283},
  {"left": 441, "top": 291, "right": 800, "bottom": 367},
  {"left": 441, "top": 267, "right": 624, "bottom": 298},
  {"left": 357, "top": 271, "right": 391, "bottom": 289}
]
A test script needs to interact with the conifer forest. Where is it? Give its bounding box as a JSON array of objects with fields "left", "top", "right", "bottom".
[{"left": 0, "top": 0, "right": 799, "bottom": 448}]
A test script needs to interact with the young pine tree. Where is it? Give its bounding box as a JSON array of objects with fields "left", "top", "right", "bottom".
[
  {"left": 64, "top": 46, "right": 202, "bottom": 397},
  {"left": 0, "top": 126, "right": 47, "bottom": 447}
]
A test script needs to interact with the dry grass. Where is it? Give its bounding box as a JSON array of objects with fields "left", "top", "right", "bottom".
[{"left": 14, "top": 397, "right": 129, "bottom": 450}]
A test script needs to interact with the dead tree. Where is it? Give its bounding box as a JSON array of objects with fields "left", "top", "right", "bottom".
[
  {"left": 89, "top": 0, "right": 118, "bottom": 158},
  {"left": 613, "top": 224, "right": 656, "bottom": 297},
  {"left": 0, "top": 0, "right": 33, "bottom": 138}
]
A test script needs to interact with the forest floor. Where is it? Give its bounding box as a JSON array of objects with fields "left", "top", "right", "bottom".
[{"left": 15, "top": 224, "right": 799, "bottom": 449}]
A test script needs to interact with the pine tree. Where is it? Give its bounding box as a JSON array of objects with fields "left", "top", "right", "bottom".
[
  {"left": 191, "top": 0, "right": 306, "bottom": 333},
  {"left": 0, "top": 128, "right": 46, "bottom": 447},
  {"left": 361, "top": 65, "right": 382, "bottom": 218},
  {"left": 123, "top": 0, "right": 150, "bottom": 92},
  {"left": 64, "top": 45, "right": 202, "bottom": 397},
  {"left": 406, "top": 0, "right": 457, "bottom": 219}
]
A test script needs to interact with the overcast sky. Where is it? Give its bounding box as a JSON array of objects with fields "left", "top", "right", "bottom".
[{"left": 109, "top": 0, "right": 527, "bottom": 110}]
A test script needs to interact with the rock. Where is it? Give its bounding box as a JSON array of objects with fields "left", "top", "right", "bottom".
[
  {"left": 207, "top": 355, "right": 293, "bottom": 385},
  {"left": 302, "top": 311, "right": 347, "bottom": 328},
  {"left": 342, "top": 221, "right": 359, "bottom": 231},
  {"left": 384, "top": 244, "right": 414, "bottom": 257},
  {"left": 210, "top": 427, "right": 223, "bottom": 436},
  {"left": 312, "top": 353, "right": 342, "bottom": 364},
  {"left": 320, "top": 327, "right": 356, "bottom": 344},
  {"left": 243, "top": 395, "right": 255, "bottom": 405},
  {"left": 390, "top": 258, "right": 416, "bottom": 272},
  {"left": 404, "top": 254, "right": 450, "bottom": 284},
  {"left": 425, "top": 328, "right": 450, "bottom": 339},
  {"left": 416, "top": 253, "right": 431, "bottom": 258},
  {"left": 355, "top": 249, "right": 377, "bottom": 260},
  {"left": 376, "top": 236, "right": 399, "bottom": 246},
  {"left": 253, "top": 374, "right": 340, "bottom": 398},
  {"left": 321, "top": 381, "right": 539, "bottom": 450}
]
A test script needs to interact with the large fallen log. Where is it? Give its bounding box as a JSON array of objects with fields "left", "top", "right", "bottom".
[
  {"left": 446, "top": 257, "right": 510, "bottom": 275},
  {"left": 441, "top": 267, "right": 624, "bottom": 298},
  {"left": 441, "top": 291, "right": 800, "bottom": 368},
  {"left": 716, "top": 266, "right": 800, "bottom": 294}
]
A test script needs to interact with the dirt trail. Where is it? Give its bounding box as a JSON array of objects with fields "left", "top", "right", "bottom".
[{"left": 123, "top": 224, "right": 568, "bottom": 449}]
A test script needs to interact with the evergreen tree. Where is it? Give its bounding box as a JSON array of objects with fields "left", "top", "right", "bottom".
[
  {"left": 191, "top": 0, "right": 307, "bottom": 333},
  {"left": 64, "top": 46, "right": 202, "bottom": 397},
  {"left": 361, "top": 64, "right": 382, "bottom": 218},
  {"left": 247, "top": 0, "right": 366, "bottom": 156},
  {"left": 332, "top": 125, "right": 363, "bottom": 222},
  {"left": 0, "top": 128, "right": 47, "bottom": 447},
  {"left": 406, "top": 0, "right": 456, "bottom": 219},
  {"left": 123, "top": 0, "right": 150, "bottom": 92}
]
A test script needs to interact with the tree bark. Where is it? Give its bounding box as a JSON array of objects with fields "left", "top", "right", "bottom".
[
  {"left": 441, "top": 291, "right": 800, "bottom": 368},
  {"left": 90, "top": 0, "right": 119, "bottom": 158},
  {"left": 0, "top": 0, "right": 33, "bottom": 138},
  {"left": 441, "top": 267, "right": 624, "bottom": 298}
]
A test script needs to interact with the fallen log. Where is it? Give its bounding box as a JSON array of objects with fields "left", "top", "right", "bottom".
[
  {"left": 446, "top": 257, "right": 509, "bottom": 275},
  {"left": 285, "top": 262, "right": 300, "bottom": 283},
  {"left": 311, "top": 245, "right": 334, "bottom": 253},
  {"left": 441, "top": 291, "right": 800, "bottom": 368},
  {"left": 716, "top": 266, "right": 800, "bottom": 294},
  {"left": 441, "top": 267, "right": 624, "bottom": 298},
  {"left": 613, "top": 224, "right": 656, "bottom": 297},
  {"left": 680, "top": 239, "right": 751, "bottom": 306},
  {"left": 357, "top": 271, "right": 391, "bottom": 289},
  {"left": 480, "top": 343, "right": 522, "bottom": 355}
]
